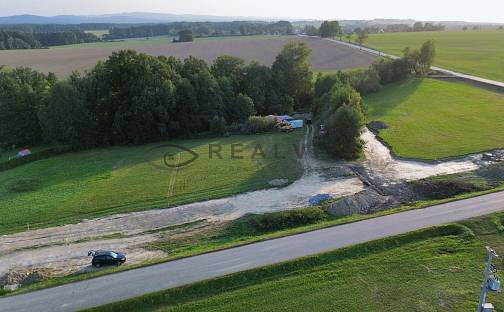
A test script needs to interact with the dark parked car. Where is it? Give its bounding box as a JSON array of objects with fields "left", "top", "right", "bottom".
[{"left": 88, "top": 250, "right": 126, "bottom": 268}]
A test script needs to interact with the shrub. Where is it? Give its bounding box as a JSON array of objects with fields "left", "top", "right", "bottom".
[
  {"left": 347, "top": 69, "right": 382, "bottom": 95},
  {"left": 372, "top": 58, "right": 410, "bottom": 84},
  {"left": 227, "top": 122, "right": 244, "bottom": 134},
  {"left": 209, "top": 116, "right": 227, "bottom": 136},
  {"left": 242, "top": 116, "right": 277, "bottom": 134},
  {"left": 245, "top": 207, "right": 327, "bottom": 233}
]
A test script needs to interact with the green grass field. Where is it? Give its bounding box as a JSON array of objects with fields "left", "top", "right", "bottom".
[
  {"left": 362, "top": 30, "right": 504, "bottom": 82},
  {"left": 365, "top": 78, "right": 504, "bottom": 160},
  {"left": 0, "top": 131, "right": 304, "bottom": 234},
  {"left": 87, "top": 214, "right": 504, "bottom": 312}
]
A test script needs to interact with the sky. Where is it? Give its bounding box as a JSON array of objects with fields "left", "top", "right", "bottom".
[{"left": 2, "top": 0, "right": 504, "bottom": 23}]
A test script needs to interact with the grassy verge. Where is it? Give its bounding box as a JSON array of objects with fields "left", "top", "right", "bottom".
[
  {"left": 361, "top": 29, "right": 504, "bottom": 82},
  {"left": 365, "top": 78, "right": 504, "bottom": 160},
  {"left": 84, "top": 219, "right": 495, "bottom": 312},
  {"left": 0, "top": 131, "right": 304, "bottom": 235}
]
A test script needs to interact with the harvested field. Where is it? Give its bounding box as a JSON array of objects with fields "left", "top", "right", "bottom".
[{"left": 0, "top": 36, "right": 376, "bottom": 76}]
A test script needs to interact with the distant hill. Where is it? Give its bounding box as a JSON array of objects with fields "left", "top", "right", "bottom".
[
  {"left": 0, "top": 12, "right": 276, "bottom": 24},
  {"left": 1, "top": 14, "right": 502, "bottom": 28}
]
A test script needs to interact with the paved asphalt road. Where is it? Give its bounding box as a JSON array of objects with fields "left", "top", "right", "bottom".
[
  {"left": 318, "top": 36, "right": 504, "bottom": 89},
  {"left": 2, "top": 191, "right": 504, "bottom": 311}
]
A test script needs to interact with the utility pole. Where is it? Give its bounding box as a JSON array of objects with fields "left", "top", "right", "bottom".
[{"left": 478, "top": 247, "right": 500, "bottom": 312}]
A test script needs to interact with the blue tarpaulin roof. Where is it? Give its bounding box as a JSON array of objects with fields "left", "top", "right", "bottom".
[
  {"left": 309, "top": 194, "right": 333, "bottom": 206},
  {"left": 288, "top": 120, "right": 304, "bottom": 129}
]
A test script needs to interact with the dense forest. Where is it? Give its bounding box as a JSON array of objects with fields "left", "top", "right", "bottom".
[
  {"left": 0, "top": 30, "right": 99, "bottom": 49},
  {"left": 0, "top": 31, "right": 41, "bottom": 49}
]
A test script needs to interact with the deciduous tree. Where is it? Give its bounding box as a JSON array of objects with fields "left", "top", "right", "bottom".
[
  {"left": 323, "top": 104, "right": 364, "bottom": 159},
  {"left": 272, "top": 41, "right": 314, "bottom": 110},
  {"left": 319, "top": 21, "right": 341, "bottom": 38},
  {"left": 39, "top": 81, "right": 96, "bottom": 148}
]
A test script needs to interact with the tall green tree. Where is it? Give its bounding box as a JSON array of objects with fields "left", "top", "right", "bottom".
[
  {"left": 272, "top": 41, "right": 314, "bottom": 110},
  {"left": 0, "top": 68, "right": 54, "bottom": 148},
  {"left": 181, "top": 56, "right": 224, "bottom": 130},
  {"left": 211, "top": 55, "right": 245, "bottom": 90},
  {"left": 403, "top": 40, "right": 436, "bottom": 76},
  {"left": 356, "top": 30, "right": 369, "bottom": 46},
  {"left": 80, "top": 50, "right": 178, "bottom": 144},
  {"left": 418, "top": 40, "right": 436, "bottom": 74},
  {"left": 39, "top": 81, "right": 96, "bottom": 148},
  {"left": 323, "top": 104, "right": 364, "bottom": 159},
  {"left": 304, "top": 25, "right": 319, "bottom": 36},
  {"left": 319, "top": 21, "right": 341, "bottom": 38},
  {"left": 226, "top": 93, "right": 256, "bottom": 123},
  {"left": 176, "top": 29, "right": 193, "bottom": 42},
  {"left": 313, "top": 81, "right": 364, "bottom": 119},
  {"left": 240, "top": 61, "right": 277, "bottom": 115}
]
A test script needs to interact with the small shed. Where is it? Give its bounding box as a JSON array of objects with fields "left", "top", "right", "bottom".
[
  {"left": 276, "top": 115, "right": 293, "bottom": 123},
  {"left": 288, "top": 120, "right": 304, "bottom": 129}
]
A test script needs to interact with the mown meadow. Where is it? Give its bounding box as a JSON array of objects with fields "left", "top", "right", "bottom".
[
  {"left": 0, "top": 131, "right": 304, "bottom": 234},
  {"left": 365, "top": 78, "right": 504, "bottom": 160}
]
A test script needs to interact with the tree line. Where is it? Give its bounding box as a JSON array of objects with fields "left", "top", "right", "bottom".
[
  {"left": 106, "top": 21, "right": 294, "bottom": 40},
  {"left": 0, "top": 30, "right": 99, "bottom": 49},
  {"left": 0, "top": 37, "right": 437, "bottom": 161},
  {"left": 304, "top": 21, "right": 445, "bottom": 38},
  {"left": 304, "top": 21, "right": 342, "bottom": 38},
  {"left": 0, "top": 24, "right": 117, "bottom": 33},
  {"left": 0, "top": 41, "right": 313, "bottom": 150}
]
